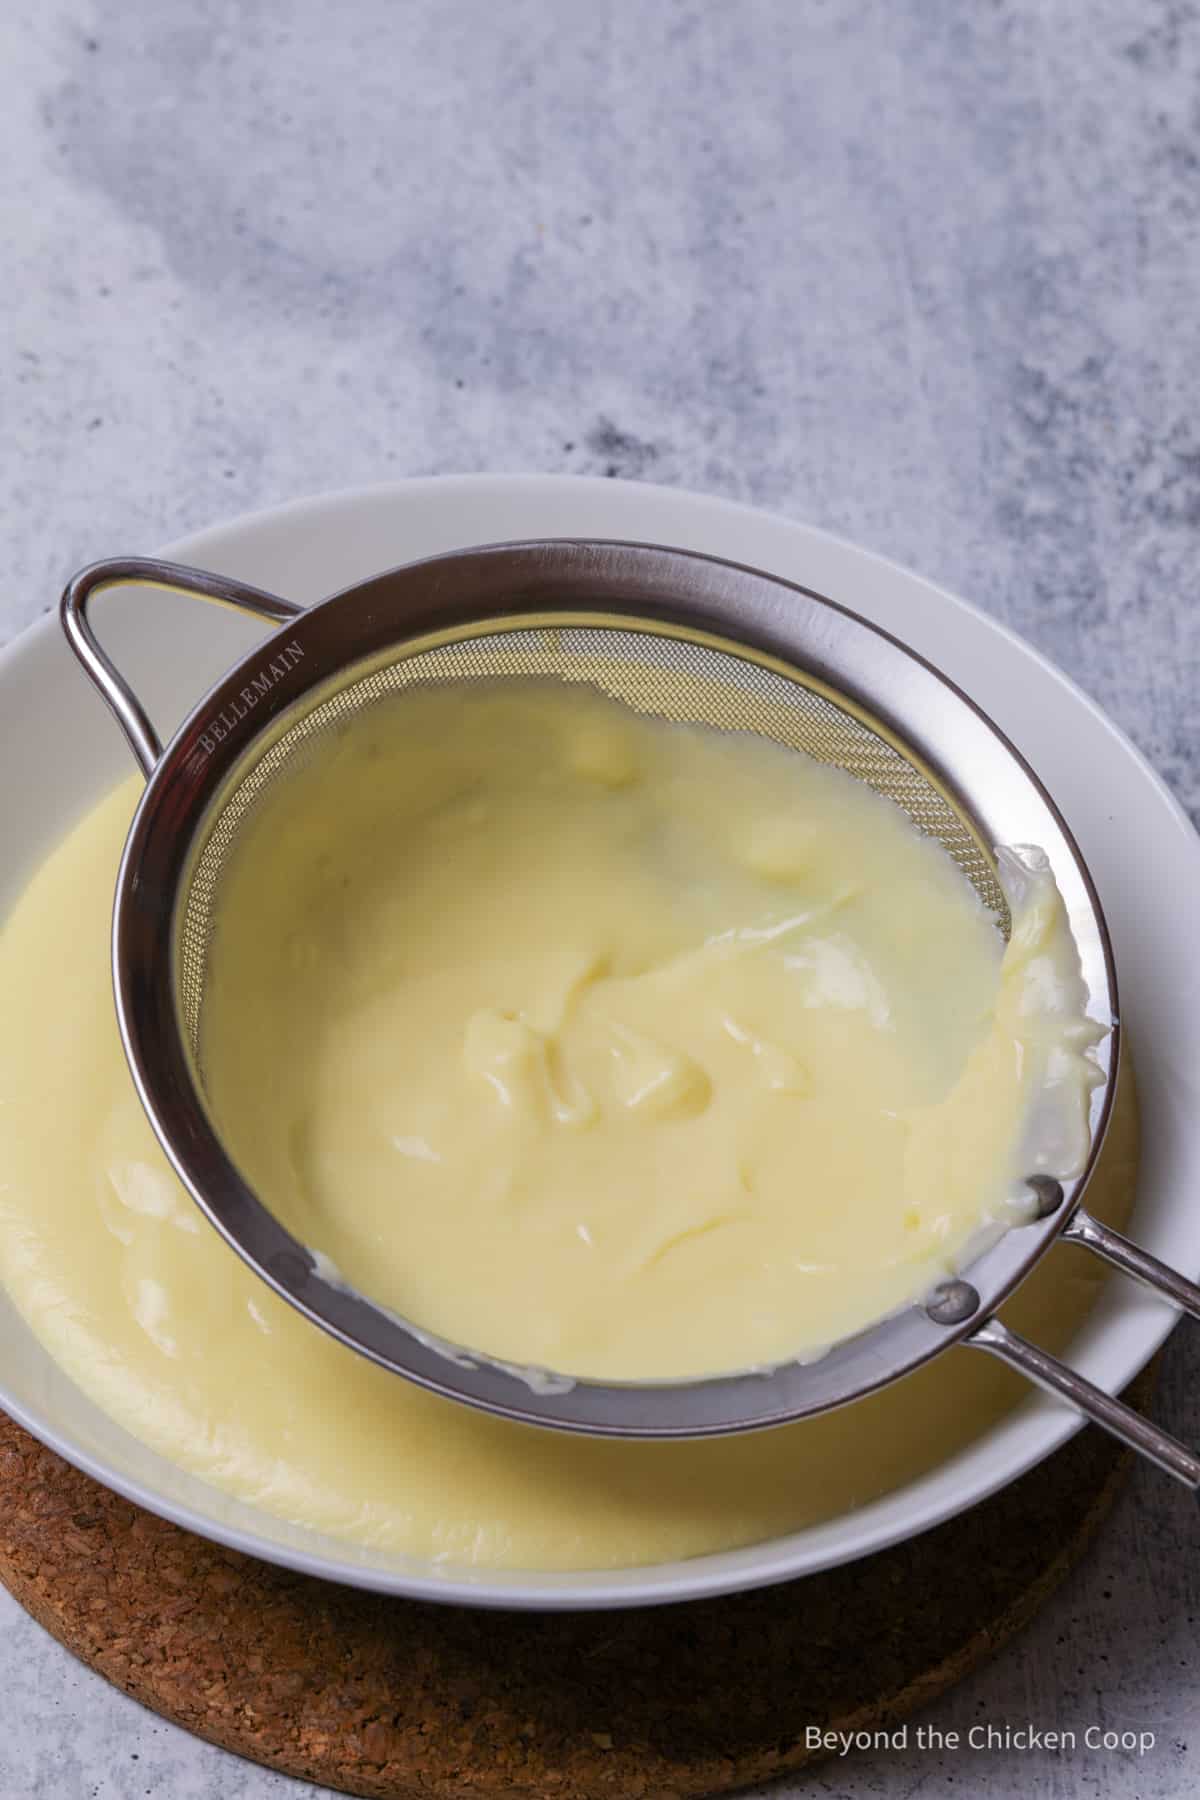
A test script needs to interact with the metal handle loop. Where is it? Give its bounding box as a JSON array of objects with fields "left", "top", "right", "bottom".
[
  {"left": 60, "top": 557, "right": 304, "bottom": 780},
  {"left": 964, "top": 1206, "right": 1200, "bottom": 1488},
  {"left": 1061, "top": 1207, "right": 1200, "bottom": 1320}
]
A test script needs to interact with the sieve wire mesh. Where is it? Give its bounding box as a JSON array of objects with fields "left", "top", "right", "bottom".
[{"left": 176, "top": 620, "right": 1009, "bottom": 1067}]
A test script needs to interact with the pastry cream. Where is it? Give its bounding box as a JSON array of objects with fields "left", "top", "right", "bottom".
[
  {"left": 203, "top": 681, "right": 1104, "bottom": 1380},
  {"left": 0, "top": 776, "right": 1135, "bottom": 1570}
]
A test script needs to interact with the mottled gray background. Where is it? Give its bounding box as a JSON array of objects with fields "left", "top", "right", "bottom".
[{"left": 2, "top": 0, "right": 1199, "bottom": 1796}]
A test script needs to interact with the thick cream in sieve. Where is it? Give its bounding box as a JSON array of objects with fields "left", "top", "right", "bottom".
[{"left": 196, "top": 680, "right": 1106, "bottom": 1382}]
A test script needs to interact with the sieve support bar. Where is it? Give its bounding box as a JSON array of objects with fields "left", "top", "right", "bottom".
[
  {"left": 61, "top": 557, "right": 303, "bottom": 779},
  {"left": 964, "top": 1318, "right": 1200, "bottom": 1488},
  {"left": 1062, "top": 1207, "right": 1200, "bottom": 1321}
]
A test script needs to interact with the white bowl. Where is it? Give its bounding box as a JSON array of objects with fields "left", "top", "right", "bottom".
[{"left": 2, "top": 475, "right": 1199, "bottom": 1611}]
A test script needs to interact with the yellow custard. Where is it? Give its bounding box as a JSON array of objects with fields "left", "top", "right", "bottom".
[
  {"left": 204, "top": 681, "right": 1103, "bottom": 1380},
  {"left": 0, "top": 775, "right": 1133, "bottom": 1569}
]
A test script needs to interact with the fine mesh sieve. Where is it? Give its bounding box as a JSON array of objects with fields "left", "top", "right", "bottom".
[
  {"left": 61, "top": 540, "right": 1200, "bottom": 1487},
  {"left": 176, "top": 619, "right": 1009, "bottom": 1066}
]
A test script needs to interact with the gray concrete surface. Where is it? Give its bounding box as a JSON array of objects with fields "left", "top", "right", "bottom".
[{"left": 1, "top": 1, "right": 1198, "bottom": 1795}]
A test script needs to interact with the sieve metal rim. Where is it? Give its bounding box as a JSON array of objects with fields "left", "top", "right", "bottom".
[{"left": 56, "top": 540, "right": 1198, "bottom": 1483}]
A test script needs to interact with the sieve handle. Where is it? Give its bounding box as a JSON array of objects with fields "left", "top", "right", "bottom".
[
  {"left": 965, "top": 1319, "right": 1200, "bottom": 1487},
  {"left": 1060, "top": 1206, "right": 1200, "bottom": 1319},
  {"left": 60, "top": 557, "right": 303, "bottom": 779},
  {"left": 961, "top": 1210, "right": 1200, "bottom": 1488}
]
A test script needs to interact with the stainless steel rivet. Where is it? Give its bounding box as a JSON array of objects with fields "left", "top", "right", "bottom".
[
  {"left": 1026, "top": 1174, "right": 1065, "bottom": 1219},
  {"left": 926, "top": 1280, "right": 982, "bottom": 1326}
]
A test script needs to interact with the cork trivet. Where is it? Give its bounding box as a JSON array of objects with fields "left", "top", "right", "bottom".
[{"left": 0, "top": 1368, "right": 1153, "bottom": 1799}]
